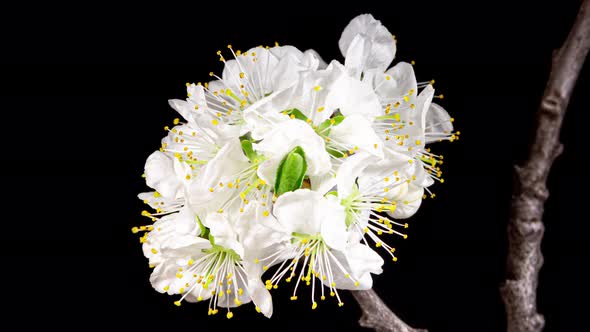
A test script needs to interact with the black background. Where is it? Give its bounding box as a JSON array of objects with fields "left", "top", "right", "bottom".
[{"left": 2, "top": 2, "right": 589, "bottom": 331}]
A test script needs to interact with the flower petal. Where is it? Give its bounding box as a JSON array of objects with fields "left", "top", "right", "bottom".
[
  {"left": 273, "top": 189, "right": 324, "bottom": 235},
  {"left": 205, "top": 212, "right": 244, "bottom": 258},
  {"left": 188, "top": 139, "right": 250, "bottom": 215},
  {"left": 254, "top": 119, "right": 331, "bottom": 179},
  {"left": 425, "top": 102, "right": 454, "bottom": 144},
  {"left": 319, "top": 194, "right": 348, "bottom": 251},
  {"left": 326, "top": 65, "right": 382, "bottom": 119},
  {"left": 330, "top": 114, "right": 383, "bottom": 158},
  {"left": 144, "top": 151, "right": 183, "bottom": 199},
  {"left": 387, "top": 183, "right": 424, "bottom": 219},
  {"left": 345, "top": 242, "right": 384, "bottom": 286},
  {"left": 309, "top": 172, "right": 336, "bottom": 196},
  {"left": 339, "top": 14, "right": 396, "bottom": 73},
  {"left": 336, "top": 152, "right": 375, "bottom": 199}
]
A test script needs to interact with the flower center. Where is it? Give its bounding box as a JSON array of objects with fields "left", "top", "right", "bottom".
[{"left": 257, "top": 232, "right": 360, "bottom": 309}]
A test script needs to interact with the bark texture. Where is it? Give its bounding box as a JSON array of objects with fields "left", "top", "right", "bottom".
[
  {"left": 352, "top": 290, "right": 426, "bottom": 332},
  {"left": 500, "top": 1, "right": 590, "bottom": 331}
]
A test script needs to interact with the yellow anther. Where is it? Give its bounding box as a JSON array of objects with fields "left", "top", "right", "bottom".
[
  {"left": 313, "top": 85, "right": 321, "bottom": 91},
  {"left": 403, "top": 234, "right": 408, "bottom": 239},
  {"left": 385, "top": 75, "right": 391, "bottom": 81},
  {"left": 211, "top": 119, "right": 219, "bottom": 126},
  {"left": 338, "top": 302, "right": 344, "bottom": 307},
  {"left": 393, "top": 256, "right": 398, "bottom": 262},
  {"left": 354, "top": 281, "right": 360, "bottom": 287},
  {"left": 239, "top": 72, "right": 245, "bottom": 79},
  {"left": 430, "top": 79, "right": 435, "bottom": 84},
  {"left": 263, "top": 210, "right": 270, "bottom": 217},
  {"left": 227, "top": 312, "right": 234, "bottom": 319},
  {"left": 176, "top": 272, "right": 183, "bottom": 279},
  {"left": 312, "top": 302, "right": 318, "bottom": 310},
  {"left": 131, "top": 227, "right": 139, "bottom": 234},
  {"left": 163, "top": 286, "right": 170, "bottom": 291},
  {"left": 290, "top": 296, "right": 298, "bottom": 301},
  {"left": 209, "top": 187, "right": 214, "bottom": 192},
  {"left": 330, "top": 291, "right": 335, "bottom": 297},
  {"left": 317, "top": 106, "right": 325, "bottom": 112},
  {"left": 151, "top": 248, "right": 158, "bottom": 254},
  {"left": 403, "top": 96, "right": 410, "bottom": 102},
  {"left": 174, "top": 301, "right": 181, "bottom": 306},
  {"left": 375, "top": 242, "right": 382, "bottom": 247}
]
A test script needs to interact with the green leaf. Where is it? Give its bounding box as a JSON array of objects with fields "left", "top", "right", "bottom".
[
  {"left": 327, "top": 147, "right": 345, "bottom": 158},
  {"left": 284, "top": 108, "right": 309, "bottom": 121},
  {"left": 196, "top": 215, "right": 210, "bottom": 239},
  {"left": 274, "top": 146, "right": 307, "bottom": 196},
  {"left": 317, "top": 115, "right": 345, "bottom": 135},
  {"left": 241, "top": 139, "right": 259, "bottom": 161}
]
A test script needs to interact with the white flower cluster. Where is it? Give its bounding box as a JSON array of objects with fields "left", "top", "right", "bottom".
[{"left": 134, "top": 14, "right": 458, "bottom": 318}]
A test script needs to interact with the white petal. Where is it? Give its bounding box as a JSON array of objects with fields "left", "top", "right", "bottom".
[
  {"left": 343, "top": 34, "right": 371, "bottom": 79},
  {"left": 330, "top": 114, "right": 383, "bottom": 158},
  {"left": 326, "top": 69, "right": 382, "bottom": 118},
  {"left": 270, "top": 45, "right": 318, "bottom": 91},
  {"left": 144, "top": 151, "right": 183, "bottom": 199},
  {"left": 138, "top": 191, "right": 183, "bottom": 212},
  {"left": 248, "top": 276, "right": 273, "bottom": 317},
  {"left": 387, "top": 184, "right": 424, "bottom": 219},
  {"left": 345, "top": 242, "right": 384, "bottom": 286},
  {"left": 402, "top": 84, "right": 435, "bottom": 149},
  {"left": 319, "top": 195, "right": 347, "bottom": 251},
  {"left": 188, "top": 139, "right": 250, "bottom": 215},
  {"left": 339, "top": 14, "right": 396, "bottom": 73},
  {"left": 273, "top": 189, "right": 324, "bottom": 235},
  {"left": 364, "top": 62, "right": 417, "bottom": 102},
  {"left": 242, "top": 90, "right": 291, "bottom": 140},
  {"left": 256, "top": 158, "right": 280, "bottom": 187},
  {"left": 309, "top": 173, "right": 336, "bottom": 196},
  {"left": 253, "top": 119, "right": 331, "bottom": 177},
  {"left": 336, "top": 152, "right": 375, "bottom": 199},
  {"left": 425, "top": 102, "right": 454, "bottom": 144},
  {"left": 303, "top": 49, "right": 327, "bottom": 69},
  {"left": 322, "top": 243, "right": 382, "bottom": 290},
  {"left": 205, "top": 212, "right": 244, "bottom": 258}
]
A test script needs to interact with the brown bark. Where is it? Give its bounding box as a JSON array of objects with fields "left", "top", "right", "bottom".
[
  {"left": 500, "top": 1, "right": 590, "bottom": 332},
  {"left": 352, "top": 290, "right": 426, "bottom": 332}
]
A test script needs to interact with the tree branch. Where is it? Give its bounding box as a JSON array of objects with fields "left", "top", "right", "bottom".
[
  {"left": 351, "top": 290, "right": 426, "bottom": 332},
  {"left": 500, "top": 1, "right": 590, "bottom": 331}
]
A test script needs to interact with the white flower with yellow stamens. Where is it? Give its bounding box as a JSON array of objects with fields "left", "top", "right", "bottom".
[
  {"left": 243, "top": 60, "right": 386, "bottom": 193},
  {"left": 258, "top": 189, "right": 383, "bottom": 309},
  {"left": 335, "top": 151, "right": 430, "bottom": 260},
  {"left": 147, "top": 202, "right": 281, "bottom": 318},
  {"left": 133, "top": 14, "right": 458, "bottom": 318},
  {"left": 338, "top": 14, "right": 457, "bottom": 195}
]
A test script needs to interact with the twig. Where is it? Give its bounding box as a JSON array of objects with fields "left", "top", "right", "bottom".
[
  {"left": 500, "top": 1, "right": 590, "bottom": 331},
  {"left": 351, "top": 290, "right": 426, "bottom": 332}
]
